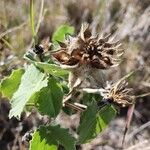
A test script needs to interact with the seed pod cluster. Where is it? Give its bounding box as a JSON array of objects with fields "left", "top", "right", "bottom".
[
  {"left": 52, "top": 24, "right": 123, "bottom": 70},
  {"left": 101, "top": 80, "right": 134, "bottom": 107}
]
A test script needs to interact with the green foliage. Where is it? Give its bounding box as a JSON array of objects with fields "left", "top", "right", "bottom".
[
  {"left": 77, "top": 102, "right": 98, "bottom": 144},
  {"left": 24, "top": 52, "right": 69, "bottom": 78},
  {"left": 35, "top": 77, "right": 63, "bottom": 117},
  {"left": 96, "top": 105, "right": 116, "bottom": 133},
  {"left": 78, "top": 103, "right": 116, "bottom": 144},
  {"left": 52, "top": 25, "right": 74, "bottom": 44},
  {"left": 9, "top": 64, "right": 48, "bottom": 119},
  {"left": 24, "top": 52, "right": 37, "bottom": 63},
  {"left": 30, "top": 130, "right": 57, "bottom": 150},
  {"left": 0, "top": 69, "right": 24, "bottom": 99},
  {"left": 0, "top": 24, "right": 119, "bottom": 149},
  {"left": 30, "top": 125, "right": 76, "bottom": 150},
  {"left": 35, "top": 62, "right": 68, "bottom": 77}
]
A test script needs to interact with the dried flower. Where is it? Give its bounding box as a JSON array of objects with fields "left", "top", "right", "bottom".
[
  {"left": 101, "top": 80, "right": 134, "bottom": 107},
  {"left": 52, "top": 23, "right": 123, "bottom": 90},
  {"left": 52, "top": 23, "right": 123, "bottom": 70}
]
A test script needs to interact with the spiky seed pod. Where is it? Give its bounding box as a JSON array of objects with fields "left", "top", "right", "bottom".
[
  {"left": 52, "top": 23, "right": 123, "bottom": 89},
  {"left": 52, "top": 23, "right": 123, "bottom": 70},
  {"left": 101, "top": 80, "right": 134, "bottom": 107}
]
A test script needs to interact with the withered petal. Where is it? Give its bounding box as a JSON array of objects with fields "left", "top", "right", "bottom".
[
  {"left": 102, "top": 57, "right": 113, "bottom": 66},
  {"left": 98, "top": 34, "right": 111, "bottom": 44},
  {"left": 103, "top": 34, "right": 111, "bottom": 42},
  {"left": 66, "top": 57, "right": 79, "bottom": 66},
  {"left": 103, "top": 48, "right": 115, "bottom": 55},
  {"left": 104, "top": 41, "right": 120, "bottom": 48},
  {"left": 80, "top": 23, "right": 92, "bottom": 41},
  {"left": 91, "top": 58, "right": 108, "bottom": 69},
  {"left": 71, "top": 48, "right": 83, "bottom": 60},
  {"left": 52, "top": 50, "right": 70, "bottom": 63}
]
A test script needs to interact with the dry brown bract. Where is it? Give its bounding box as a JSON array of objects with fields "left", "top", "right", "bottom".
[
  {"left": 52, "top": 23, "right": 123, "bottom": 70},
  {"left": 101, "top": 80, "right": 134, "bottom": 107}
]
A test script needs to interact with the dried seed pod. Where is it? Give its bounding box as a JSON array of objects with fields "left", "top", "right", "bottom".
[
  {"left": 52, "top": 23, "right": 123, "bottom": 89},
  {"left": 101, "top": 80, "right": 134, "bottom": 107},
  {"left": 52, "top": 23, "right": 123, "bottom": 70}
]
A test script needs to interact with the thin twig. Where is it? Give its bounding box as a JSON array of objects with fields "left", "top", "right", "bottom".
[
  {"left": 122, "top": 104, "right": 135, "bottom": 146},
  {"left": 127, "top": 121, "right": 150, "bottom": 142},
  {"left": 74, "top": 102, "right": 87, "bottom": 109},
  {"left": 134, "top": 92, "right": 150, "bottom": 98},
  {"left": 118, "top": 70, "right": 135, "bottom": 84},
  {"left": 63, "top": 78, "right": 83, "bottom": 103},
  {"left": 0, "top": 22, "right": 27, "bottom": 39},
  {"left": 28, "top": 0, "right": 45, "bottom": 49},
  {"left": 141, "top": 81, "right": 150, "bottom": 87},
  {"left": 30, "top": 0, "right": 36, "bottom": 40},
  {"left": 65, "top": 101, "right": 84, "bottom": 112},
  {"left": 126, "top": 140, "right": 150, "bottom": 150},
  {"left": 82, "top": 88, "right": 105, "bottom": 94},
  {"left": 35, "top": 0, "right": 44, "bottom": 34},
  {"left": 1, "top": 38, "right": 16, "bottom": 51}
]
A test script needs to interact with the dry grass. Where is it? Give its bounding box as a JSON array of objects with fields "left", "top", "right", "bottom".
[{"left": 0, "top": 0, "right": 149, "bottom": 149}]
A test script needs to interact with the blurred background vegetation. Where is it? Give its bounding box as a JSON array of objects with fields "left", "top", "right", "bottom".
[{"left": 0, "top": 0, "right": 149, "bottom": 150}]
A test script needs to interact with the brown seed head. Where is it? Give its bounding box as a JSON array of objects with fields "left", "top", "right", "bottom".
[
  {"left": 52, "top": 23, "right": 123, "bottom": 70},
  {"left": 101, "top": 80, "right": 134, "bottom": 107}
]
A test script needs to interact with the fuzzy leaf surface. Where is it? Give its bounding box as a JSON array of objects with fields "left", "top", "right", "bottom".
[{"left": 9, "top": 64, "right": 48, "bottom": 119}]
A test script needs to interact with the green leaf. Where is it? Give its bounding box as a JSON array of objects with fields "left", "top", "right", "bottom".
[
  {"left": 30, "top": 125, "right": 76, "bottom": 150},
  {"left": 77, "top": 102, "right": 98, "bottom": 144},
  {"left": 35, "top": 62, "right": 69, "bottom": 77},
  {"left": 24, "top": 52, "right": 36, "bottom": 63},
  {"left": 96, "top": 105, "right": 116, "bottom": 133},
  {"left": 78, "top": 103, "right": 116, "bottom": 144},
  {"left": 0, "top": 69, "right": 24, "bottom": 99},
  {"left": 30, "top": 130, "right": 57, "bottom": 150},
  {"left": 9, "top": 64, "right": 48, "bottom": 119},
  {"left": 36, "top": 77, "right": 63, "bottom": 117},
  {"left": 52, "top": 25, "right": 74, "bottom": 43},
  {"left": 24, "top": 52, "right": 68, "bottom": 78}
]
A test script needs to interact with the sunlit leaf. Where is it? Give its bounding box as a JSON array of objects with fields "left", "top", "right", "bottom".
[
  {"left": 30, "top": 125, "right": 76, "bottom": 150},
  {"left": 9, "top": 64, "right": 48, "bottom": 119},
  {"left": 78, "top": 103, "right": 116, "bottom": 144},
  {"left": 0, "top": 69, "right": 24, "bottom": 99},
  {"left": 52, "top": 25, "right": 74, "bottom": 44},
  {"left": 30, "top": 130, "right": 57, "bottom": 150},
  {"left": 95, "top": 105, "right": 116, "bottom": 133}
]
